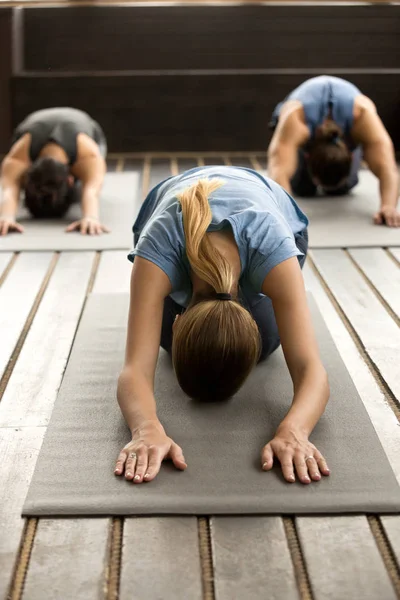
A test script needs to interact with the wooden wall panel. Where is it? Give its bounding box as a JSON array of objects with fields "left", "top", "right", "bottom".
[
  {"left": 12, "top": 72, "right": 400, "bottom": 151},
  {"left": 23, "top": 5, "right": 400, "bottom": 71},
  {"left": 0, "top": 9, "right": 13, "bottom": 152}
]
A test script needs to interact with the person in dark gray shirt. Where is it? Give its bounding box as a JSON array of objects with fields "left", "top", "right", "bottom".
[{"left": 0, "top": 107, "right": 109, "bottom": 236}]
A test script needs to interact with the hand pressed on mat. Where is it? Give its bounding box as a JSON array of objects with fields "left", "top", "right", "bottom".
[
  {"left": 373, "top": 205, "right": 400, "bottom": 228},
  {"left": 0, "top": 217, "right": 24, "bottom": 236},
  {"left": 66, "top": 217, "right": 110, "bottom": 236},
  {"left": 114, "top": 420, "right": 187, "bottom": 483},
  {"left": 262, "top": 426, "right": 330, "bottom": 484}
]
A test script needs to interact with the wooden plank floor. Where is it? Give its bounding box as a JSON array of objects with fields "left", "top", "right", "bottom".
[{"left": 0, "top": 153, "right": 399, "bottom": 600}]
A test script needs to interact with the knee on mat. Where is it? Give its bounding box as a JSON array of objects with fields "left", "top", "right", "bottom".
[{"left": 258, "top": 338, "right": 281, "bottom": 363}]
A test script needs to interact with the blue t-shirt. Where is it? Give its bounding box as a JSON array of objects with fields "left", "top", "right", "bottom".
[
  {"left": 271, "top": 75, "right": 361, "bottom": 150},
  {"left": 128, "top": 166, "right": 308, "bottom": 307}
]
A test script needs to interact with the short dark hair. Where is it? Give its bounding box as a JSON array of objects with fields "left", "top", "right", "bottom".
[
  {"left": 308, "top": 121, "right": 352, "bottom": 188},
  {"left": 23, "top": 157, "right": 72, "bottom": 218}
]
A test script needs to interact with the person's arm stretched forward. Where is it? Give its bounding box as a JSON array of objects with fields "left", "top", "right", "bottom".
[
  {"left": 261, "top": 256, "right": 331, "bottom": 484},
  {"left": 67, "top": 136, "right": 109, "bottom": 235},
  {"left": 352, "top": 103, "right": 400, "bottom": 227},
  {"left": 267, "top": 111, "right": 309, "bottom": 194},
  {"left": 0, "top": 150, "right": 28, "bottom": 236},
  {"left": 115, "top": 257, "right": 187, "bottom": 483}
]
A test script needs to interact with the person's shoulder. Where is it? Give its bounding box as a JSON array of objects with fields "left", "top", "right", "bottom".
[
  {"left": 353, "top": 95, "right": 377, "bottom": 120},
  {"left": 274, "top": 105, "right": 309, "bottom": 145},
  {"left": 75, "top": 133, "right": 103, "bottom": 161},
  {"left": 1, "top": 136, "right": 31, "bottom": 176}
]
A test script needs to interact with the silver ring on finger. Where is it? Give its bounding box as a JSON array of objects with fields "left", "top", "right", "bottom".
[
  {"left": 305, "top": 456, "right": 314, "bottom": 462},
  {"left": 130, "top": 452, "right": 137, "bottom": 459}
]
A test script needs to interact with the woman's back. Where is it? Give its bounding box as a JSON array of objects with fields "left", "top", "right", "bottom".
[{"left": 130, "top": 166, "right": 308, "bottom": 307}]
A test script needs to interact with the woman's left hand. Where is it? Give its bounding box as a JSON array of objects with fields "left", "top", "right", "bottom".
[
  {"left": 374, "top": 206, "right": 400, "bottom": 228},
  {"left": 261, "top": 427, "right": 330, "bottom": 484},
  {"left": 66, "top": 217, "right": 111, "bottom": 235}
]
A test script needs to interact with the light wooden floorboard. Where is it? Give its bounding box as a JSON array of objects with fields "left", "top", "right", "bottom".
[
  {"left": 23, "top": 518, "right": 109, "bottom": 600},
  {"left": 120, "top": 518, "right": 202, "bottom": 600},
  {"left": 299, "top": 263, "right": 400, "bottom": 599},
  {"left": 0, "top": 252, "right": 94, "bottom": 427},
  {"left": 211, "top": 517, "right": 299, "bottom": 600},
  {"left": 304, "top": 262, "right": 400, "bottom": 481},
  {"left": 388, "top": 247, "right": 400, "bottom": 264},
  {"left": 311, "top": 249, "right": 400, "bottom": 401},
  {"left": 0, "top": 427, "right": 45, "bottom": 599},
  {"left": 0, "top": 253, "right": 13, "bottom": 279},
  {"left": 296, "top": 517, "right": 396, "bottom": 600},
  {"left": 0, "top": 253, "right": 110, "bottom": 599},
  {"left": 92, "top": 250, "right": 132, "bottom": 295},
  {"left": 0, "top": 253, "right": 53, "bottom": 381},
  {"left": 381, "top": 516, "right": 400, "bottom": 568},
  {"left": 349, "top": 248, "right": 400, "bottom": 319}
]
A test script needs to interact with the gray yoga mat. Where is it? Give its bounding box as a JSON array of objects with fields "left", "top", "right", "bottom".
[
  {"left": 23, "top": 293, "right": 400, "bottom": 516},
  {"left": 262, "top": 169, "right": 400, "bottom": 248},
  {"left": 0, "top": 172, "right": 140, "bottom": 252}
]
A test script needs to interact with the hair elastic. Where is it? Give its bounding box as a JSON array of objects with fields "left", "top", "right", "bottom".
[{"left": 216, "top": 293, "right": 232, "bottom": 301}]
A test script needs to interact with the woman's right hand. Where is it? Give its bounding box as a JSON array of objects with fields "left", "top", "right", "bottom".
[
  {"left": 0, "top": 217, "right": 24, "bottom": 236},
  {"left": 114, "top": 420, "right": 187, "bottom": 483}
]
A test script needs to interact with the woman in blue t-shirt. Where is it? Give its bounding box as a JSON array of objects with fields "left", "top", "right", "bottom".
[
  {"left": 268, "top": 76, "right": 399, "bottom": 227},
  {"left": 115, "top": 166, "right": 330, "bottom": 487}
]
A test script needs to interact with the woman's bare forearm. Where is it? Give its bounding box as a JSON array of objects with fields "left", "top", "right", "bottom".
[
  {"left": 268, "top": 170, "right": 292, "bottom": 194},
  {"left": 267, "top": 156, "right": 294, "bottom": 194},
  {"left": 379, "top": 166, "right": 399, "bottom": 211},
  {"left": 81, "top": 185, "right": 101, "bottom": 219},
  {"left": 117, "top": 368, "right": 160, "bottom": 434},
  {"left": 0, "top": 186, "right": 20, "bottom": 218},
  {"left": 277, "top": 363, "right": 329, "bottom": 437}
]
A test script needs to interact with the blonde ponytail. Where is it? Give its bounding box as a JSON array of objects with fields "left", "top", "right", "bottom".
[
  {"left": 173, "top": 177, "right": 261, "bottom": 403},
  {"left": 177, "top": 179, "right": 233, "bottom": 294}
]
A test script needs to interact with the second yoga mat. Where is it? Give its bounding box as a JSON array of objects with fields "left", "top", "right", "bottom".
[
  {"left": 263, "top": 169, "right": 400, "bottom": 248},
  {"left": 0, "top": 172, "right": 140, "bottom": 252},
  {"left": 23, "top": 293, "right": 400, "bottom": 516}
]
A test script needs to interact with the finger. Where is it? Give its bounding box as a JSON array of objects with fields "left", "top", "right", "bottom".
[
  {"left": 81, "top": 222, "right": 89, "bottom": 236},
  {"left": 114, "top": 451, "right": 127, "bottom": 476},
  {"left": 373, "top": 212, "right": 383, "bottom": 225},
  {"left": 305, "top": 457, "right": 321, "bottom": 481},
  {"left": 0, "top": 222, "right": 8, "bottom": 236},
  {"left": 386, "top": 214, "right": 395, "bottom": 227},
  {"left": 89, "top": 222, "right": 95, "bottom": 236},
  {"left": 66, "top": 221, "right": 78, "bottom": 232},
  {"left": 294, "top": 453, "right": 311, "bottom": 484},
  {"left": 315, "top": 453, "right": 330, "bottom": 476},
  {"left": 102, "top": 225, "right": 111, "bottom": 233},
  {"left": 15, "top": 223, "right": 24, "bottom": 233},
  {"left": 279, "top": 453, "right": 296, "bottom": 483},
  {"left": 395, "top": 214, "right": 400, "bottom": 228},
  {"left": 124, "top": 452, "right": 138, "bottom": 481},
  {"left": 143, "top": 446, "right": 164, "bottom": 481},
  {"left": 168, "top": 443, "right": 187, "bottom": 470},
  {"left": 261, "top": 444, "right": 274, "bottom": 471},
  {"left": 133, "top": 449, "right": 149, "bottom": 483}
]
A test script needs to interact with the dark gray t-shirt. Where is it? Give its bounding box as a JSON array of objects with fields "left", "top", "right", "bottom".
[{"left": 12, "top": 107, "right": 106, "bottom": 165}]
